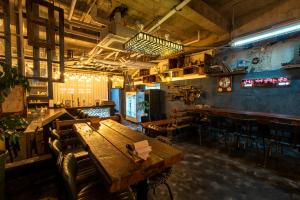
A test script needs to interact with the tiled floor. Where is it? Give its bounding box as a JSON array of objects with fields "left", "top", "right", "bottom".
[
  {"left": 125, "top": 121, "right": 300, "bottom": 200},
  {"left": 5, "top": 122, "right": 300, "bottom": 200},
  {"left": 148, "top": 141, "right": 300, "bottom": 200}
]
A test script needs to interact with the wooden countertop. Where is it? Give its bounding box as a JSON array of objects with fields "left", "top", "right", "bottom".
[
  {"left": 24, "top": 108, "right": 69, "bottom": 134},
  {"left": 73, "top": 119, "right": 183, "bottom": 193},
  {"left": 188, "top": 107, "right": 300, "bottom": 125}
]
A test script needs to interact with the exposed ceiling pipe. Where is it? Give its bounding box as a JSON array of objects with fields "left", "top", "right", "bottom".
[
  {"left": 65, "top": 19, "right": 105, "bottom": 31},
  {"left": 114, "top": 52, "right": 119, "bottom": 61},
  {"left": 65, "top": 28, "right": 99, "bottom": 40},
  {"left": 147, "top": 0, "right": 191, "bottom": 33},
  {"left": 104, "top": 52, "right": 116, "bottom": 60},
  {"left": 94, "top": 59, "right": 155, "bottom": 68},
  {"left": 87, "top": 34, "right": 128, "bottom": 60},
  {"left": 68, "top": 0, "right": 77, "bottom": 21},
  {"left": 74, "top": 58, "right": 156, "bottom": 69},
  {"left": 80, "top": 0, "right": 97, "bottom": 21},
  {"left": 184, "top": 30, "right": 201, "bottom": 45},
  {"left": 86, "top": 49, "right": 103, "bottom": 64}
]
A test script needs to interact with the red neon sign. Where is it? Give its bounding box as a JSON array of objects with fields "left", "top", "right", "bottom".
[{"left": 241, "top": 77, "right": 290, "bottom": 88}]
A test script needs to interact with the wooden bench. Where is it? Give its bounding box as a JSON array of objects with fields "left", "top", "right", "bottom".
[{"left": 141, "top": 114, "right": 194, "bottom": 138}]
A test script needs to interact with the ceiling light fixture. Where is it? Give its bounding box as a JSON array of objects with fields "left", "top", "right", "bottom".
[
  {"left": 231, "top": 20, "right": 300, "bottom": 47},
  {"left": 124, "top": 32, "right": 183, "bottom": 57}
]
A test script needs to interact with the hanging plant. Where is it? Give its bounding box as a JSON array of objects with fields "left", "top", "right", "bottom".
[{"left": 0, "top": 60, "right": 30, "bottom": 103}]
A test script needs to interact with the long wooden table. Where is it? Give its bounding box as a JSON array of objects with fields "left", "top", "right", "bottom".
[
  {"left": 189, "top": 108, "right": 300, "bottom": 125},
  {"left": 73, "top": 119, "right": 183, "bottom": 196}
]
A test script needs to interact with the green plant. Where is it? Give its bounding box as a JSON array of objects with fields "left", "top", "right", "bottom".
[
  {"left": 0, "top": 115, "right": 28, "bottom": 147},
  {"left": 0, "top": 60, "right": 30, "bottom": 103},
  {"left": 137, "top": 100, "right": 150, "bottom": 113}
]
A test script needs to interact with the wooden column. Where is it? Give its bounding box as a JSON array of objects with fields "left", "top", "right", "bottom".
[
  {"left": 16, "top": 0, "right": 25, "bottom": 75},
  {"left": 3, "top": 0, "right": 12, "bottom": 66},
  {"left": 58, "top": 8, "right": 64, "bottom": 82}
]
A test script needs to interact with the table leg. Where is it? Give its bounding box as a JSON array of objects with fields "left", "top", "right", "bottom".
[{"left": 136, "top": 180, "right": 149, "bottom": 200}]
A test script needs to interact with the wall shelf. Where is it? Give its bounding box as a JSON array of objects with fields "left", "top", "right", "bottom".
[
  {"left": 208, "top": 70, "right": 247, "bottom": 77},
  {"left": 281, "top": 64, "right": 300, "bottom": 69}
]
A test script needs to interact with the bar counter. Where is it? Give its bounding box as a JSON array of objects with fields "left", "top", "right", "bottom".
[
  {"left": 24, "top": 108, "right": 70, "bottom": 134},
  {"left": 188, "top": 107, "right": 300, "bottom": 125}
]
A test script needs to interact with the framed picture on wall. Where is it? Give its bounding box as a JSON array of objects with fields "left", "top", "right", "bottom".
[{"left": 217, "top": 76, "right": 232, "bottom": 93}]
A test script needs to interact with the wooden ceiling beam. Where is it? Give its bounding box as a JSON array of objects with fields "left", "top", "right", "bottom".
[{"left": 177, "top": 0, "right": 230, "bottom": 34}]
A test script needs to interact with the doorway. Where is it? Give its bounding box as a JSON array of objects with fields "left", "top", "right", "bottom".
[{"left": 110, "top": 88, "right": 121, "bottom": 113}]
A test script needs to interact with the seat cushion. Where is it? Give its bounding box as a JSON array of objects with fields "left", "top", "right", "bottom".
[
  {"left": 76, "top": 159, "right": 99, "bottom": 186},
  {"left": 77, "top": 181, "right": 133, "bottom": 200},
  {"left": 64, "top": 148, "right": 89, "bottom": 161}
]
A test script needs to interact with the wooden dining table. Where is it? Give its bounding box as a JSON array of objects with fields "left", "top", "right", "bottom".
[{"left": 73, "top": 119, "right": 183, "bottom": 199}]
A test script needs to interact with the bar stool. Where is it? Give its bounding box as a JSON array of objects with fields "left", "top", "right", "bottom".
[
  {"left": 196, "top": 114, "right": 210, "bottom": 145},
  {"left": 207, "top": 114, "right": 233, "bottom": 148},
  {"left": 264, "top": 121, "right": 300, "bottom": 166},
  {"left": 229, "top": 117, "right": 259, "bottom": 154}
]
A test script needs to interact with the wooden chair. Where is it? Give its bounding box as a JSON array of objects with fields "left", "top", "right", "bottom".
[
  {"left": 49, "top": 139, "right": 90, "bottom": 169},
  {"left": 62, "top": 153, "right": 134, "bottom": 200}
]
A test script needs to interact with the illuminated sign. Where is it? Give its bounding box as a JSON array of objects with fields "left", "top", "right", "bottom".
[
  {"left": 241, "top": 77, "right": 290, "bottom": 88},
  {"left": 145, "top": 83, "right": 161, "bottom": 90}
]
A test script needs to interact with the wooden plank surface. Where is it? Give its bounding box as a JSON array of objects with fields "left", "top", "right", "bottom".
[
  {"left": 24, "top": 108, "right": 69, "bottom": 134},
  {"left": 73, "top": 120, "right": 183, "bottom": 192},
  {"left": 100, "top": 120, "right": 183, "bottom": 166},
  {"left": 74, "top": 123, "right": 138, "bottom": 192},
  {"left": 189, "top": 108, "right": 300, "bottom": 125}
]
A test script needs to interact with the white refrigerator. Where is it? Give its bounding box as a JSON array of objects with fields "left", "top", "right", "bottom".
[{"left": 126, "top": 92, "right": 144, "bottom": 123}]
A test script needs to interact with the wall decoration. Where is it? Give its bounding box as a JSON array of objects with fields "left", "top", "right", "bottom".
[
  {"left": 167, "top": 85, "right": 202, "bottom": 104},
  {"left": 252, "top": 57, "right": 260, "bottom": 64},
  {"left": 217, "top": 76, "right": 232, "bottom": 92},
  {"left": 1, "top": 85, "right": 25, "bottom": 113},
  {"left": 241, "top": 77, "right": 290, "bottom": 88}
]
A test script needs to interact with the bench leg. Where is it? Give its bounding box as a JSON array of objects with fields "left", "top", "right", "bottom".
[{"left": 136, "top": 180, "right": 149, "bottom": 200}]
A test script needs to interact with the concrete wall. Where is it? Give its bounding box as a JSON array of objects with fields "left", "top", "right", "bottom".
[{"left": 161, "top": 37, "right": 300, "bottom": 116}]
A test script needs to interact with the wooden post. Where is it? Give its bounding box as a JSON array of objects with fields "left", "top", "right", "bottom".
[
  {"left": 16, "top": 0, "right": 25, "bottom": 75},
  {"left": 58, "top": 8, "right": 64, "bottom": 82},
  {"left": 3, "top": 0, "right": 12, "bottom": 66}
]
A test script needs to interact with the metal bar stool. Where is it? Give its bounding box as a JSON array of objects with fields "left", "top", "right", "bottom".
[
  {"left": 264, "top": 121, "right": 300, "bottom": 166},
  {"left": 228, "top": 116, "right": 258, "bottom": 153},
  {"left": 196, "top": 113, "right": 210, "bottom": 145},
  {"left": 207, "top": 114, "right": 233, "bottom": 148}
]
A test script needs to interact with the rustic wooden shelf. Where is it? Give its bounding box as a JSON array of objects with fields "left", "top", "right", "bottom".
[
  {"left": 208, "top": 70, "right": 247, "bottom": 77},
  {"left": 28, "top": 102, "right": 49, "bottom": 105},
  {"left": 281, "top": 64, "right": 300, "bottom": 69}
]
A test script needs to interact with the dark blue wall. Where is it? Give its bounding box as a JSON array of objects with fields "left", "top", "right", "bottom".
[
  {"left": 160, "top": 36, "right": 300, "bottom": 116},
  {"left": 161, "top": 69, "right": 300, "bottom": 116}
]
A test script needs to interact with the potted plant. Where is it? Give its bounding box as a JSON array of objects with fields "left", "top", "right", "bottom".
[
  {"left": 0, "top": 60, "right": 30, "bottom": 199},
  {"left": 137, "top": 100, "right": 150, "bottom": 122},
  {"left": 0, "top": 60, "right": 30, "bottom": 103},
  {"left": 0, "top": 115, "right": 28, "bottom": 199}
]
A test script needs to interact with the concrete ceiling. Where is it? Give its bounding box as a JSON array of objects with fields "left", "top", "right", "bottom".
[
  {"left": 3, "top": 0, "right": 299, "bottom": 73},
  {"left": 57, "top": 0, "right": 297, "bottom": 45}
]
